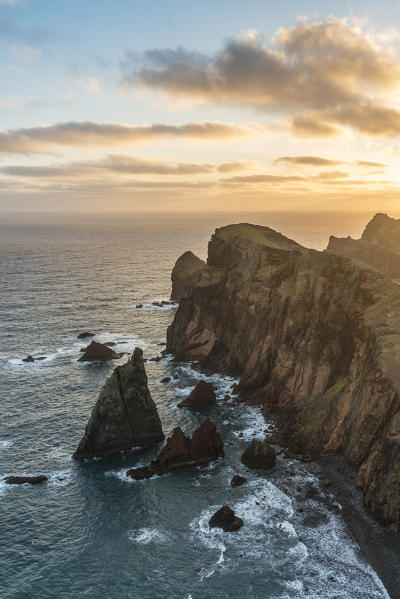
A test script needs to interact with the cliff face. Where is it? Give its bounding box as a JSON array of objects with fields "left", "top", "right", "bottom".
[
  {"left": 327, "top": 213, "right": 400, "bottom": 279},
  {"left": 73, "top": 347, "right": 164, "bottom": 459},
  {"left": 167, "top": 221, "right": 400, "bottom": 528}
]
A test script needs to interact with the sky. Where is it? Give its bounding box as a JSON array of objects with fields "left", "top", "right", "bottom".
[{"left": 1, "top": 0, "right": 400, "bottom": 213}]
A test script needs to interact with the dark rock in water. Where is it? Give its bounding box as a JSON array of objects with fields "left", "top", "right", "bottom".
[
  {"left": 230, "top": 475, "right": 247, "bottom": 487},
  {"left": 209, "top": 506, "right": 243, "bottom": 532},
  {"left": 77, "top": 332, "right": 95, "bottom": 339},
  {"left": 22, "top": 355, "right": 34, "bottom": 362},
  {"left": 35, "top": 356, "right": 47, "bottom": 361},
  {"left": 135, "top": 304, "right": 143, "bottom": 309},
  {"left": 160, "top": 377, "right": 171, "bottom": 383},
  {"left": 126, "top": 419, "right": 223, "bottom": 480},
  {"left": 149, "top": 356, "right": 162, "bottom": 362},
  {"left": 104, "top": 341, "right": 117, "bottom": 347},
  {"left": 73, "top": 347, "right": 164, "bottom": 460},
  {"left": 241, "top": 440, "right": 276, "bottom": 470},
  {"left": 178, "top": 381, "right": 216, "bottom": 408},
  {"left": 78, "top": 340, "right": 122, "bottom": 362},
  {"left": 5, "top": 475, "right": 48, "bottom": 485},
  {"left": 170, "top": 251, "right": 207, "bottom": 301}
]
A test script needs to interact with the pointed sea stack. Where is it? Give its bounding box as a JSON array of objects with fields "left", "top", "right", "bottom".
[{"left": 73, "top": 347, "right": 164, "bottom": 459}]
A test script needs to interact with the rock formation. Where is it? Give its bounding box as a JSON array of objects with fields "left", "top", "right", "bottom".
[
  {"left": 77, "top": 332, "right": 95, "bottom": 339},
  {"left": 178, "top": 381, "right": 216, "bottom": 408},
  {"left": 126, "top": 419, "right": 223, "bottom": 479},
  {"left": 166, "top": 218, "right": 400, "bottom": 530},
  {"left": 170, "top": 251, "right": 207, "bottom": 301},
  {"left": 241, "top": 440, "right": 276, "bottom": 470},
  {"left": 209, "top": 506, "right": 243, "bottom": 532},
  {"left": 327, "top": 213, "right": 400, "bottom": 279},
  {"left": 230, "top": 475, "right": 247, "bottom": 487},
  {"left": 78, "top": 340, "right": 122, "bottom": 362},
  {"left": 73, "top": 347, "right": 164, "bottom": 459},
  {"left": 22, "top": 355, "right": 47, "bottom": 362},
  {"left": 5, "top": 475, "right": 48, "bottom": 485}
]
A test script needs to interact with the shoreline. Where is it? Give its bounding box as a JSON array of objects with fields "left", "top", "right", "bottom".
[{"left": 311, "top": 455, "right": 400, "bottom": 599}]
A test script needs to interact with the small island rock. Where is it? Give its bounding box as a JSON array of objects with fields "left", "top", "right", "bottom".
[
  {"left": 5, "top": 475, "right": 48, "bottom": 485},
  {"left": 77, "top": 332, "right": 95, "bottom": 339},
  {"left": 209, "top": 506, "right": 243, "bottom": 532},
  {"left": 178, "top": 381, "right": 216, "bottom": 408},
  {"left": 241, "top": 440, "right": 276, "bottom": 470},
  {"left": 78, "top": 340, "right": 122, "bottom": 362}
]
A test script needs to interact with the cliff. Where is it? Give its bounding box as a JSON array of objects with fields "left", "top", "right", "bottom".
[
  {"left": 73, "top": 347, "right": 164, "bottom": 459},
  {"left": 167, "top": 219, "right": 400, "bottom": 529},
  {"left": 327, "top": 213, "right": 400, "bottom": 279}
]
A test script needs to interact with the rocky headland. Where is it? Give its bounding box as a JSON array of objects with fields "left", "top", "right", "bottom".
[
  {"left": 167, "top": 216, "right": 400, "bottom": 530},
  {"left": 73, "top": 347, "right": 164, "bottom": 459}
]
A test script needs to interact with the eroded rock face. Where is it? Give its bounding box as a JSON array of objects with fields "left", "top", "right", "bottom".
[
  {"left": 170, "top": 251, "right": 207, "bottom": 301},
  {"left": 209, "top": 506, "right": 243, "bottom": 532},
  {"left": 167, "top": 219, "right": 400, "bottom": 529},
  {"left": 126, "top": 419, "right": 223, "bottom": 479},
  {"left": 327, "top": 213, "right": 400, "bottom": 279},
  {"left": 78, "top": 340, "right": 122, "bottom": 362},
  {"left": 241, "top": 440, "right": 276, "bottom": 470},
  {"left": 73, "top": 348, "right": 164, "bottom": 459},
  {"left": 178, "top": 381, "right": 216, "bottom": 408}
]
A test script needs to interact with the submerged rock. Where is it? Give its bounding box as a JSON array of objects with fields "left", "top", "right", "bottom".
[
  {"left": 209, "top": 506, "right": 243, "bottom": 532},
  {"left": 178, "top": 381, "right": 216, "bottom": 408},
  {"left": 73, "top": 347, "right": 164, "bottom": 459},
  {"left": 241, "top": 440, "right": 276, "bottom": 470},
  {"left": 230, "top": 475, "right": 247, "bottom": 487},
  {"left": 77, "top": 332, "right": 95, "bottom": 339},
  {"left": 78, "top": 340, "right": 122, "bottom": 362},
  {"left": 5, "top": 475, "right": 48, "bottom": 485},
  {"left": 126, "top": 419, "right": 223, "bottom": 479}
]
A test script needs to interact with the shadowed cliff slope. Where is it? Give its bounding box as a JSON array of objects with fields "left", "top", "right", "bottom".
[{"left": 167, "top": 219, "right": 400, "bottom": 529}]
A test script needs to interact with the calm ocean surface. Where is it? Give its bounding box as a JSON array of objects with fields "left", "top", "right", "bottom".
[{"left": 0, "top": 212, "right": 392, "bottom": 599}]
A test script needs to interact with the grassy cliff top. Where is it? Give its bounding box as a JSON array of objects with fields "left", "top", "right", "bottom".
[{"left": 215, "top": 223, "right": 306, "bottom": 251}]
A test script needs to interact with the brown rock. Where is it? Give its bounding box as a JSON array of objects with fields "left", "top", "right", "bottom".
[
  {"left": 126, "top": 419, "right": 223, "bottom": 479},
  {"left": 241, "top": 440, "right": 276, "bottom": 470},
  {"left": 5, "top": 475, "right": 48, "bottom": 485},
  {"left": 78, "top": 340, "right": 122, "bottom": 362},
  {"left": 77, "top": 332, "right": 95, "bottom": 339},
  {"left": 178, "top": 381, "right": 216, "bottom": 408},
  {"left": 22, "top": 355, "right": 34, "bottom": 362},
  {"left": 209, "top": 506, "right": 243, "bottom": 532}
]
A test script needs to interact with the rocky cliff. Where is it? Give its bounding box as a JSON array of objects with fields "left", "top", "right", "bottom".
[
  {"left": 167, "top": 219, "right": 400, "bottom": 529},
  {"left": 73, "top": 347, "right": 164, "bottom": 459},
  {"left": 327, "top": 213, "right": 400, "bottom": 279}
]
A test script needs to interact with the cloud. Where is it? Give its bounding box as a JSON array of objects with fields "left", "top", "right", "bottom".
[
  {"left": 274, "top": 155, "right": 344, "bottom": 167},
  {"left": 0, "top": 95, "right": 32, "bottom": 108},
  {"left": 9, "top": 44, "right": 42, "bottom": 63},
  {"left": 222, "top": 174, "right": 305, "bottom": 184},
  {"left": 0, "top": 121, "right": 259, "bottom": 155},
  {"left": 357, "top": 160, "right": 386, "bottom": 167},
  {"left": 75, "top": 75, "right": 101, "bottom": 95},
  {"left": 123, "top": 17, "right": 400, "bottom": 138},
  {"left": 217, "top": 161, "right": 252, "bottom": 173}
]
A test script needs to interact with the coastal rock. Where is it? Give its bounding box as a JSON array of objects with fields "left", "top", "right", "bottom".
[
  {"left": 126, "top": 419, "right": 223, "bottom": 479},
  {"left": 73, "top": 347, "right": 164, "bottom": 459},
  {"left": 170, "top": 251, "right": 207, "bottom": 301},
  {"left": 230, "top": 475, "right": 247, "bottom": 487},
  {"left": 327, "top": 213, "right": 400, "bottom": 279},
  {"left": 77, "top": 332, "right": 95, "bottom": 339},
  {"left": 78, "top": 340, "right": 122, "bottom": 362},
  {"left": 5, "top": 475, "right": 48, "bottom": 485},
  {"left": 178, "top": 381, "right": 216, "bottom": 408},
  {"left": 241, "top": 440, "right": 276, "bottom": 470},
  {"left": 209, "top": 506, "right": 243, "bottom": 532},
  {"left": 22, "top": 355, "right": 34, "bottom": 362},
  {"left": 160, "top": 377, "right": 171, "bottom": 383},
  {"left": 167, "top": 217, "right": 400, "bottom": 528}
]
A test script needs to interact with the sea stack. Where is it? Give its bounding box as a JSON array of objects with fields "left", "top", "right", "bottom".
[
  {"left": 73, "top": 347, "right": 164, "bottom": 459},
  {"left": 170, "top": 251, "right": 207, "bottom": 301}
]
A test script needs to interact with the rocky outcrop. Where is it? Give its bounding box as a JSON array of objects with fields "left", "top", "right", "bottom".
[
  {"left": 73, "top": 348, "right": 164, "bottom": 459},
  {"left": 22, "top": 355, "right": 47, "bottom": 362},
  {"left": 126, "top": 419, "right": 223, "bottom": 479},
  {"left": 5, "top": 475, "right": 48, "bottom": 485},
  {"left": 230, "top": 475, "right": 247, "bottom": 487},
  {"left": 241, "top": 440, "right": 276, "bottom": 470},
  {"left": 78, "top": 340, "right": 122, "bottom": 362},
  {"left": 170, "top": 251, "right": 207, "bottom": 301},
  {"left": 209, "top": 506, "right": 243, "bottom": 532},
  {"left": 178, "top": 381, "right": 216, "bottom": 408},
  {"left": 327, "top": 213, "right": 400, "bottom": 279},
  {"left": 77, "top": 332, "right": 95, "bottom": 339},
  {"left": 167, "top": 219, "right": 400, "bottom": 529}
]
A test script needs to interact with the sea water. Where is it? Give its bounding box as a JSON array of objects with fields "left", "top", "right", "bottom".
[{"left": 0, "top": 212, "right": 391, "bottom": 598}]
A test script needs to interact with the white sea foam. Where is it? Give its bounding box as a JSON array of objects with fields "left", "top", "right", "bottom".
[
  {"left": 0, "top": 440, "right": 14, "bottom": 449},
  {"left": 127, "top": 528, "right": 168, "bottom": 544},
  {"left": 48, "top": 469, "right": 74, "bottom": 487},
  {"left": 134, "top": 302, "right": 178, "bottom": 311}
]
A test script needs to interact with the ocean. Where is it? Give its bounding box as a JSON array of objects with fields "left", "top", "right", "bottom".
[{"left": 0, "top": 212, "right": 393, "bottom": 599}]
